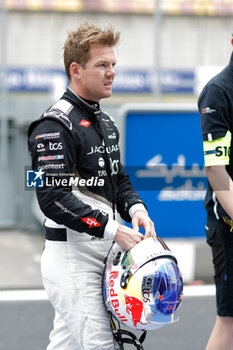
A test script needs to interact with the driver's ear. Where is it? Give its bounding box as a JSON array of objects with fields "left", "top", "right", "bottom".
[{"left": 69, "top": 62, "right": 81, "bottom": 79}]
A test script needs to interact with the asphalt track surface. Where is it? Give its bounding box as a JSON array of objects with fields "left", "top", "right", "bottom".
[{"left": 0, "top": 286, "right": 216, "bottom": 350}]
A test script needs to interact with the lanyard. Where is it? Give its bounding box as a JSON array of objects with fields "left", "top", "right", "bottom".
[{"left": 108, "top": 311, "right": 146, "bottom": 350}]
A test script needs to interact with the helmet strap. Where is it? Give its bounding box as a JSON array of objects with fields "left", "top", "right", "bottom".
[{"left": 108, "top": 312, "right": 147, "bottom": 350}]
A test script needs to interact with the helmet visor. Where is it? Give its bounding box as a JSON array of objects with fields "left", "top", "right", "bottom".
[
  {"left": 142, "top": 259, "right": 183, "bottom": 324},
  {"left": 144, "top": 303, "right": 180, "bottom": 324}
]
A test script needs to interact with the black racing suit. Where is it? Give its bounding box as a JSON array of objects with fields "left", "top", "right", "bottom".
[
  {"left": 28, "top": 86, "right": 146, "bottom": 240},
  {"left": 198, "top": 52, "right": 233, "bottom": 317},
  {"left": 199, "top": 52, "right": 233, "bottom": 225},
  {"left": 28, "top": 87, "right": 149, "bottom": 349}
]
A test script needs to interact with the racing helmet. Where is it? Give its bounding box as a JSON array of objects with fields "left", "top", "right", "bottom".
[{"left": 103, "top": 237, "right": 183, "bottom": 331}]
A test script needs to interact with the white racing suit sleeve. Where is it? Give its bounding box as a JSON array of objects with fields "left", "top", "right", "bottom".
[
  {"left": 129, "top": 203, "right": 148, "bottom": 218},
  {"left": 104, "top": 218, "right": 119, "bottom": 240}
]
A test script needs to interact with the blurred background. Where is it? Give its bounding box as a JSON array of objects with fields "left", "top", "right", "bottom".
[
  {"left": 0, "top": 2, "right": 233, "bottom": 349},
  {"left": 0, "top": 0, "right": 233, "bottom": 287}
]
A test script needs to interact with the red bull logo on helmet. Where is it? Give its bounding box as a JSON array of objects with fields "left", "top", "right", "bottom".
[
  {"left": 109, "top": 271, "right": 128, "bottom": 322},
  {"left": 124, "top": 294, "right": 146, "bottom": 327}
]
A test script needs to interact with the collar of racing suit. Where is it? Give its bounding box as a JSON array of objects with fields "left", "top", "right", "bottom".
[{"left": 66, "top": 86, "right": 101, "bottom": 121}]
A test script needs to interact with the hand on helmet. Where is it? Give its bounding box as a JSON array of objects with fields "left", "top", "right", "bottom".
[
  {"left": 114, "top": 224, "right": 144, "bottom": 251},
  {"left": 131, "top": 210, "right": 156, "bottom": 239}
]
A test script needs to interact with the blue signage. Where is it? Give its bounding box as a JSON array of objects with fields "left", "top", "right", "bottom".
[
  {"left": 3, "top": 68, "right": 68, "bottom": 92},
  {"left": 1, "top": 68, "right": 194, "bottom": 94},
  {"left": 113, "top": 69, "right": 153, "bottom": 93},
  {"left": 160, "top": 70, "right": 194, "bottom": 94},
  {"left": 123, "top": 105, "right": 207, "bottom": 238}
]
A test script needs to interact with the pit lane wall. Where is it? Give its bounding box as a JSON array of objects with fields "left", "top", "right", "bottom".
[{"left": 118, "top": 103, "right": 212, "bottom": 283}]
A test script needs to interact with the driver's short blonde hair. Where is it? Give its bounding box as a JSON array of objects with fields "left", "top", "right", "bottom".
[{"left": 63, "top": 22, "right": 120, "bottom": 80}]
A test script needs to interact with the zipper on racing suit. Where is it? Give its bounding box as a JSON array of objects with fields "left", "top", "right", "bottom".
[{"left": 95, "top": 111, "right": 117, "bottom": 220}]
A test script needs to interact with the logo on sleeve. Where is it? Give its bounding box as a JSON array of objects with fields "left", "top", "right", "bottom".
[
  {"left": 35, "top": 132, "right": 60, "bottom": 140},
  {"left": 38, "top": 155, "right": 64, "bottom": 162},
  {"left": 49, "top": 142, "right": 63, "bottom": 150},
  {"left": 81, "top": 217, "right": 101, "bottom": 228},
  {"left": 79, "top": 119, "right": 92, "bottom": 128},
  {"left": 201, "top": 107, "right": 216, "bottom": 114},
  {"left": 36, "top": 143, "right": 45, "bottom": 152}
]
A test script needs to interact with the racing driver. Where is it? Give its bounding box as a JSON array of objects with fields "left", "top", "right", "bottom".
[{"left": 28, "top": 22, "right": 156, "bottom": 350}]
